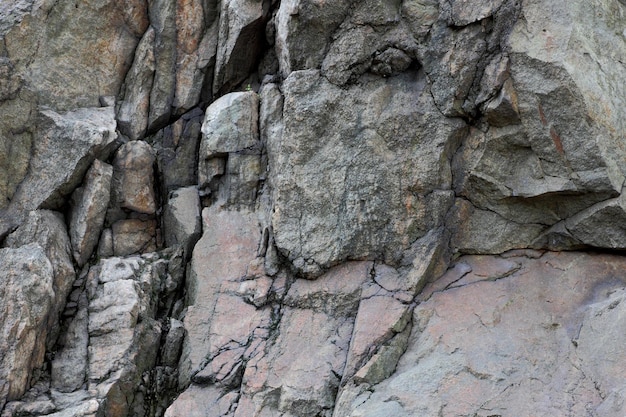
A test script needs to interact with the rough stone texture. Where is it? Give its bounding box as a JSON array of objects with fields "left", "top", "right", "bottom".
[
  {"left": 269, "top": 69, "right": 464, "bottom": 276},
  {"left": 111, "top": 141, "right": 157, "bottom": 215},
  {"left": 345, "top": 251, "right": 626, "bottom": 416},
  {"left": 5, "top": 210, "right": 75, "bottom": 350},
  {"left": 112, "top": 219, "right": 157, "bottom": 256},
  {"left": 69, "top": 160, "right": 113, "bottom": 267},
  {"left": 163, "top": 186, "right": 201, "bottom": 256},
  {"left": 7, "top": 106, "right": 118, "bottom": 215},
  {"left": 275, "top": 0, "right": 351, "bottom": 76},
  {"left": 2, "top": 1, "right": 146, "bottom": 110},
  {"left": 213, "top": 0, "right": 269, "bottom": 94},
  {"left": 153, "top": 108, "right": 203, "bottom": 193},
  {"left": 2, "top": 0, "right": 626, "bottom": 416},
  {"left": 452, "top": 0, "right": 626, "bottom": 252},
  {"left": 0, "top": 244, "right": 54, "bottom": 408},
  {"left": 198, "top": 91, "right": 262, "bottom": 207},
  {"left": 116, "top": 27, "right": 156, "bottom": 141},
  {"left": 51, "top": 293, "right": 89, "bottom": 393},
  {"left": 4, "top": 253, "right": 181, "bottom": 417},
  {"left": 0, "top": 0, "right": 144, "bottom": 212}
]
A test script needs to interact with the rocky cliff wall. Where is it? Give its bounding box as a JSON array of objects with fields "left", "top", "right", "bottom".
[{"left": 0, "top": 0, "right": 625, "bottom": 416}]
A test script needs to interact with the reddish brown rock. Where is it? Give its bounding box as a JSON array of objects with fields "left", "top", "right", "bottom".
[
  {"left": 111, "top": 219, "right": 156, "bottom": 256},
  {"left": 178, "top": 204, "right": 261, "bottom": 386},
  {"left": 111, "top": 141, "right": 157, "bottom": 215}
]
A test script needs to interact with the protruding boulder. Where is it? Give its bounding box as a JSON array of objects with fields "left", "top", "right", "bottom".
[
  {"left": 199, "top": 92, "right": 259, "bottom": 157},
  {"left": 0, "top": 244, "right": 54, "bottom": 408},
  {"left": 213, "top": 0, "right": 269, "bottom": 94},
  {"left": 5, "top": 210, "right": 75, "bottom": 350},
  {"left": 198, "top": 91, "right": 261, "bottom": 206},
  {"left": 268, "top": 70, "right": 465, "bottom": 276},
  {"left": 9, "top": 106, "right": 118, "bottom": 213},
  {"left": 69, "top": 159, "right": 113, "bottom": 267}
]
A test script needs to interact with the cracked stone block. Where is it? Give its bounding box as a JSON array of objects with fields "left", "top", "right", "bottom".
[{"left": 348, "top": 251, "right": 626, "bottom": 416}]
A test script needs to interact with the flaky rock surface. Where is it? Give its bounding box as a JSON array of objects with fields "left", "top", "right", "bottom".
[{"left": 1, "top": 0, "right": 626, "bottom": 416}]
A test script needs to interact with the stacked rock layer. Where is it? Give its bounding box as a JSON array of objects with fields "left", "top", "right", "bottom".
[{"left": 0, "top": 0, "right": 625, "bottom": 416}]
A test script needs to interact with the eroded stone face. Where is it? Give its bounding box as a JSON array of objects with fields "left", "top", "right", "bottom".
[
  {"left": 0, "top": 244, "right": 54, "bottom": 408},
  {"left": 346, "top": 251, "right": 626, "bottom": 416},
  {"left": 268, "top": 69, "right": 465, "bottom": 276},
  {"left": 3, "top": 0, "right": 626, "bottom": 416}
]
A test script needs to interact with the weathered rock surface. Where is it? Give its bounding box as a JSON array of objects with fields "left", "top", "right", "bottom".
[
  {"left": 69, "top": 160, "right": 113, "bottom": 267},
  {"left": 2, "top": 0, "right": 626, "bottom": 416},
  {"left": 0, "top": 244, "right": 54, "bottom": 409},
  {"left": 163, "top": 186, "right": 201, "bottom": 257},
  {"left": 111, "top": 140, "right": 157, "bottom": 215},
  {"left": 213, "top": 0, "right": 269, "bottom": 94},
  {"left": 198, "top": 91, "right": 262, "bottom": 207},
  {"left": 153, "top": 108, "right": 204, "bottom": 193},
  {"left": 269, "top": 69, "right": 464, "bottom": 276},
  {"left": 345, "top": 251, "right": 626, "bottom": 416},
  {"left": 3, "top": 252, "right": 184, "bottom": 417},
  {"left": 7, "top": 106, "right": 118, "bottom": 216},
  {"left": 5, "top": 211, "right": 75, "bottom": 350}
]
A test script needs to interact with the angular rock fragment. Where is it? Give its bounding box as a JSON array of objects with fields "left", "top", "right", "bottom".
[
  {"left": 174, "top": 0, "right": 219, "bottom": 112},
  {"left": 116, "top": 27, "right": 156, "bottom": 141},
  {"left": 0, "top": 244, "right": 54, "bottom": 408},
  {"left": 200, "top": 91, "right": 260, "bottom": 157},
  {"left": 69, "top": 159, "right": 113, "bottom": 266},
  {"left": 213, "top": 0, "right": 269, "bottom": 94},
  {"left": 5, "top": 210, "right": 75, "bottom": 350},
  {"left": 111, "top": 140, "right": 157, "bottom": 215},
  {"left": 275, "top": 0, "right": 351, "bottom": 76},
  {"left": 147, "top": 0, "right": 177, "bottom": 131},
  {"left": 198, "top": 91, "right": 261, "bottom": 206},
  {"left": 163, "top": 186, "right": 201, "bottom": 256},
  {"left": 111, "top": 218, "right": 157, "bottom": 256},
  {"left": 9, "top": 106, "right": 118, "bottom": 213}
]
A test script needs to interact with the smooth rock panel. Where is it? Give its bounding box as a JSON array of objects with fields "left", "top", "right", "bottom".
[{"left": 349, "top": 251, "right": 626, "bottom": 416}]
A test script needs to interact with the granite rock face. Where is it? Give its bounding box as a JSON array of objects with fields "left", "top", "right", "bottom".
[{"left": 2, "top": 0, "right": 626, "bottom": 416}]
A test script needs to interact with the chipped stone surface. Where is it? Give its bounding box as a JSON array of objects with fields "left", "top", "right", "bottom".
[
  {"left": 163, "top": 186, "right": 201, "bottom": 256},
  {"left": 0, "top": 244, "right": 54, "bottom": 408},
  {"left": 269, "top": 69, "right": 464, "bottom": 277},
  {"left": 69, "top": 160, "right": 113, "bottom": 267},
  {"left": 350, "top": 252, "right": 626, "bottom": 416},
  {"left": 5, "top": 210, "right": 75, "bottom": 350},
  {"left": 2, "top": 0, "right": 626, "bottom": 416},
  {"left": 111, "top": 140, "right": 157, "bottom": 215},
  {"left": 8, "top": 106, "right": 118, "bottom": 214},
  {"left": 111, "top": 219, "right": 157, "bottom": 256}
]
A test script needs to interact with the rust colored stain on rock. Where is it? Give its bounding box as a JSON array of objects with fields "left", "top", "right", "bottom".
[{"left": 550, "top": 126, "right": 565, "bottom": 155}]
